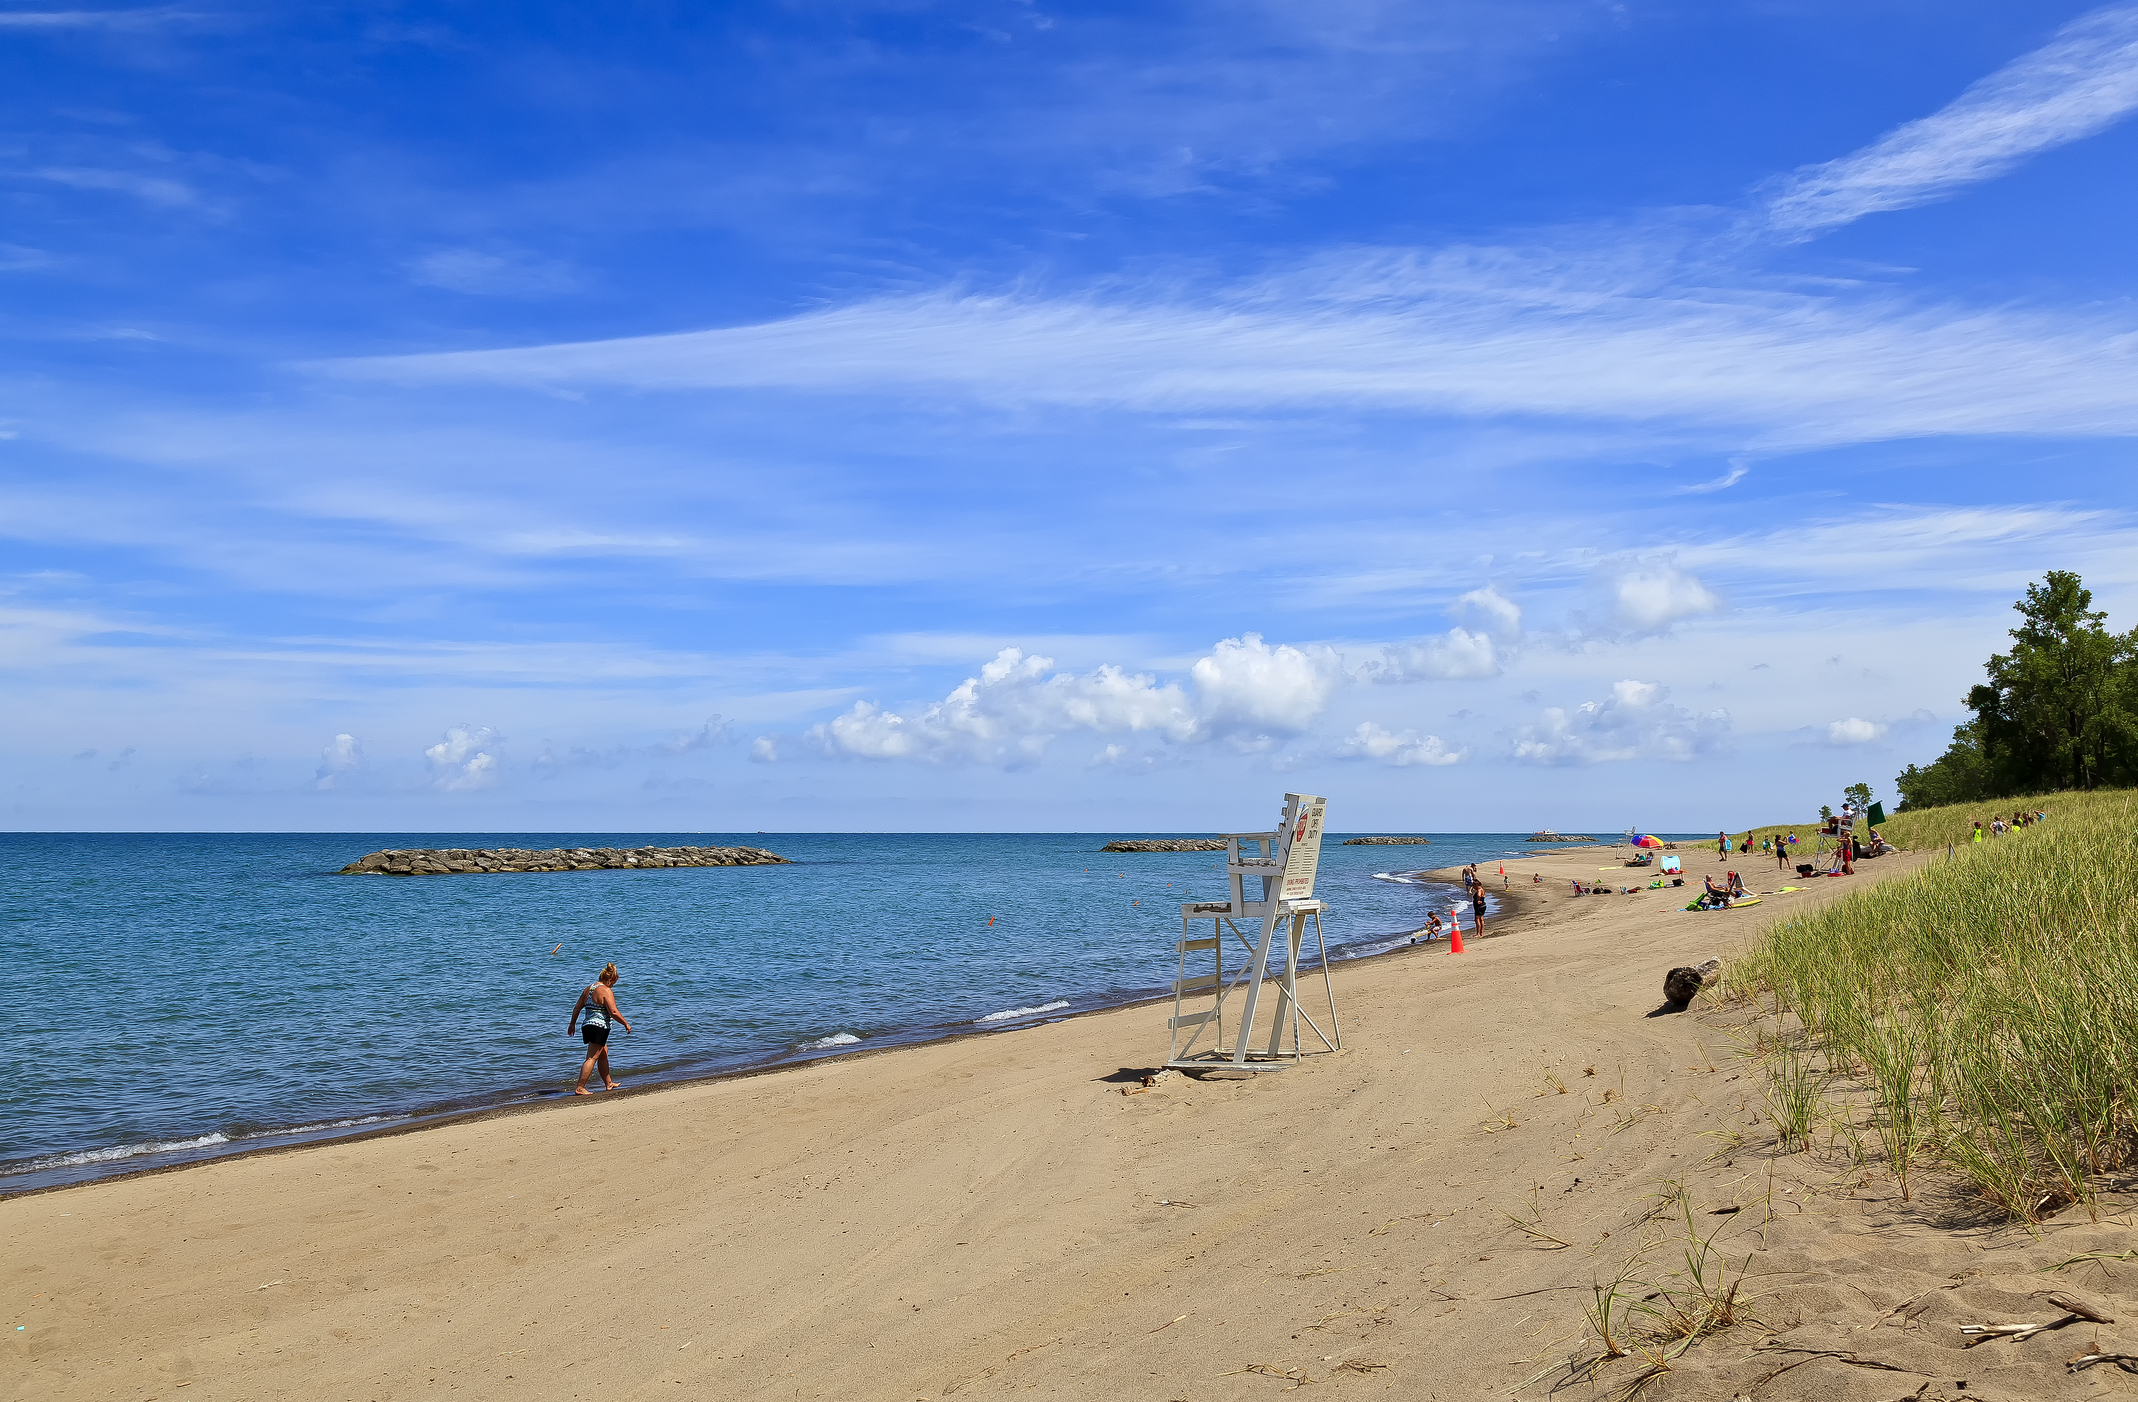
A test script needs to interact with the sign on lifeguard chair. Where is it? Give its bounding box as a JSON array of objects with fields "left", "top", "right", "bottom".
[{"left": 1166, "top": 793, "right": 1342, "bottom": 1072}]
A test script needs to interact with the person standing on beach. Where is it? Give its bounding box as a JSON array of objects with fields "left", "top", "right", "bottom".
[
  {"left": 567, "top": 963, "right": 633, "bottom": 1095},
  {"left": 1716, "top": 831, "right": 1728, "bottom": 861}
]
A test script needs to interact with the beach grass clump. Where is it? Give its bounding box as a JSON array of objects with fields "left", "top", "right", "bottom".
[
  {"left": 1761, "top": 1041, "right": 1825, "bottom": 1155},
  {"left": 1735, "top": 788, "right": 2138, "bottom": 1221}
]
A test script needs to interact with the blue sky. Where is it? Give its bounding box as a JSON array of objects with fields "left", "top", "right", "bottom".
[{"left": 6, "top": 1, "right": 2137, "bottom": 833}]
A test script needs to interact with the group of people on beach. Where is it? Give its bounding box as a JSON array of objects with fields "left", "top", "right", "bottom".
[
  {"left": 1413, "top": 864, "right": 1491, "bottom": 943},
  {"left": 1972, "top": 810, "right": 2046, "bottom": 841}
]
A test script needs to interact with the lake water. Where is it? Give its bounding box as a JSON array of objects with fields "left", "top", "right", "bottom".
[{"left": 1, "top": 830, "right": 1652, "bottom": 1193}]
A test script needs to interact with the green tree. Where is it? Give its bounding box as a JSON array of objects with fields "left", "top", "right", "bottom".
[
  {"left": 1971, "top": 571, "right": 2138, "bottom": 793},
  {"left": 1894, "top": 571, "right": 2138, "bottom": 806},
  {"left": 1895, "top": 720, "right": 1988, "bottom": 810},
  {"left": 1843, "top": 782, "right": 1874, "bottom": 812}
]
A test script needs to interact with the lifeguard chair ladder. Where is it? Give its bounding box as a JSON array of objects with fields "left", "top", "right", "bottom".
[{"left": 1165, "top": 793, "right": 1341, "bottom": 1071}]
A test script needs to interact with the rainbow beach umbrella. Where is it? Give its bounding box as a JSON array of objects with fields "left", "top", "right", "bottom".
[{"left": 1633, "top": 834, "right": 1664, "bottom": 848}]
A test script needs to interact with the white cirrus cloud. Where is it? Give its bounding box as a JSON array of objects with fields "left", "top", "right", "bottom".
[
  {"left": 317, "top": 272, "right": 2138, "bottom": 449},
  {"left": 1513, "top": 680, "right": 1730, "bottom": 766},
  {"left": 425, "top": 724, "right": 501, "bottom": 790},
  {"left": 1337, "top": 721, "right": 1462, "bottom": 767},
  {"left": 1675, "top": 460, "right": 1750, "bottom": 495},
  {"left": 1765, "top": 5, "right": 2138, "bottom": 236},
  {"left": 1825, "top": 717, "right": 1888, "bottom": 746},
  {"left": 314, "top": 732, "right": 363, "bottom": 790},
  {"left": 0, "top": 8, "right": 200, "bottom": 29},
  {"left": 409, "top": 247, "right": 578, "bottom": 297},
  {"left": 317, "top": 23, "right": 2138, "bottom": 451},
  {"left": 1609, "top": 563, "right": 1722, "bottom": 631},
  {"left": 30, "top": 166, "right": 195, "bottom": 208}
]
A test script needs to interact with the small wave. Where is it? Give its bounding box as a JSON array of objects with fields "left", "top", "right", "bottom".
[
  {"left": 975, "top": 999, "right": 1069, "bottom": 1024},
  {"left": 806, "top": 1032, "right": 861, "bottom": 1049},
  {"left": 2, "top": 1113, "right": 407, "bottom": 1178},
  {"left": 5, "top": 1131, "right": 231, "bottom": 1174}
]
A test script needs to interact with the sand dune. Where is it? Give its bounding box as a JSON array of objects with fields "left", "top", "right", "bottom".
[{"left": 11, "top": 841, "right": 2113, "bottom": 1401}]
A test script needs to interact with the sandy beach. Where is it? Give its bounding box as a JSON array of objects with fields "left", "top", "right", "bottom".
[{"left": 10, "top": 840, "right": 2132, "bottom": 1402}]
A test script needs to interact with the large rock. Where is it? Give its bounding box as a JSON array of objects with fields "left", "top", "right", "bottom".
[
  {"left": 1100, "top": 838, "right": 1228, "bottom": 852},
  {"left": 339, "top": 845, "right": 790, "bottom": 875}
]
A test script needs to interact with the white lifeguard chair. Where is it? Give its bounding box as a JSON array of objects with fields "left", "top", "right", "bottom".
[{"left": 1166, "top": 793, "right": 1342, "bottom": 1071}]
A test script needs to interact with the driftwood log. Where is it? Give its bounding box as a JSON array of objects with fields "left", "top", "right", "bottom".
[{"left": 1662, "top": 956, "right": 1724, "bottom": 1009}]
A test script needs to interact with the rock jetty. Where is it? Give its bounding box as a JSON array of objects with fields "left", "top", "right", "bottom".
[
  {"left": 1100, "top": 838, "right": 1228, "bottom": 852},
  {"left": 1341, "top": 836, "right": 1432, "bottom": 845},
  {"left": 339, "top": 845, "right": 790, "bottom": 875},
  {"left": 1525, "top": 830, "right": 1595, "bottom": 843}
]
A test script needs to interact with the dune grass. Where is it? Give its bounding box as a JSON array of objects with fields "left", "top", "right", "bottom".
[{"left": 1734, "top": 788, "right": 2136, "bottom": 1221}]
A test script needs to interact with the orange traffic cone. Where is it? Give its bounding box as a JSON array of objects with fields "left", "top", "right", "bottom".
[{"left": 1448, "top": 912, "right": 1465, "bottom": 954}]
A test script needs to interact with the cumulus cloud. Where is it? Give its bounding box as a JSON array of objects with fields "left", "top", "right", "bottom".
[
  {"left": 749, "top": 735, "right": 779, "bottom": 763},
  {"left": 1765, "top": 5, "right": 2138, "bottom": 236},
  {"left": 808, "top": 634, "right": 1342, "bottom": 767},
  {"left": 314, "top": 732, "right": 363, "bottom": 789},
  {"left": 1825, "top": 717, "right": 1887, "bottom": 745},
  {"left": 425, "top": 724, "right": 500, "bottom": 790},
  {"left": 1451, "top": 584, "right": 1522, "bottom": 637},
  {"left": 1513, "top": 680, "right": 1730, "bottom": 765},
  {"left": 1365, "top": 627, "right": 1501, "bottom": 681},
  {"left": 1337, "top": 721, "right": 1462, "bottom": 767},
  {"left": 1191, "top": 633, "right": 1342, "bottom": 734},
  {"left": 810, "top": 646, "right": 1198, "bottom": 767},
  {"left": 1608, "top": 563, "right": 1722, "bottom": 631}
]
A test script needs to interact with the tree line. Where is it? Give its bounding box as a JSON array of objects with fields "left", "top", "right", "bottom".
[{"left": 1895, "top": 571, "right": 2138, "bottom": 810}]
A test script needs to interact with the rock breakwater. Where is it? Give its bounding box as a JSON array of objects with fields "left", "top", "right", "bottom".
[
  {"left": 1099, "top": 838, "right": 1227, "bottom": 852},
  {"left": 1340, "top": 836, "right": 1432, "bottom": 845},
  {"left": 340, "top": 845, "right": 790, "bottom": 875}
]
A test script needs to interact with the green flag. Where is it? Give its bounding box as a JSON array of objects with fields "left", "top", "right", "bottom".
[{"left": 1868, "top": 801, "right": 1886, "bottom": 827}]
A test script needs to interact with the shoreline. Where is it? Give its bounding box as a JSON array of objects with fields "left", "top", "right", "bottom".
[{"left": 5, "top": 864, "right": 1527, "bottom": 1201}]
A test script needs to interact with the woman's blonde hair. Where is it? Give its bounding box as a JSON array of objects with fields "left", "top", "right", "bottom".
[{"left": 599, "top": 962, "right": 619, "bottom": 983}]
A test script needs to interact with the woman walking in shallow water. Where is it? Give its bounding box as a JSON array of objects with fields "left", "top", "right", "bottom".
[{"left": 567, "top": 963, "right": 633, "bottom": 1094}]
